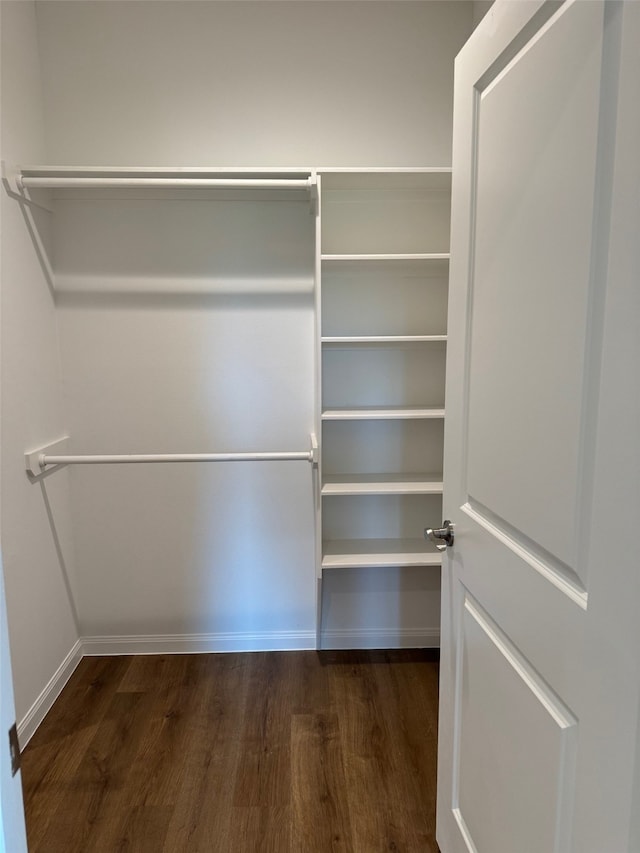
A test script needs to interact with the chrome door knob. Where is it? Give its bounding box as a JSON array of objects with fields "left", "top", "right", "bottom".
[{"left": 425, "top": 520, "right": 454, "bottom": 551}]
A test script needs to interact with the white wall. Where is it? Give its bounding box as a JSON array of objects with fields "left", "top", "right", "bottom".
[
  {"left": 3, "top": 1, "right": 473, "bottom": 655},
  {"left": 54, "top": 192, "right": 317, "bottom": 644},
  {"left": 0, "top": 1, "right": 79, "bottom": 732},
  {"left": 36, "top": 0, "right": 473, "bottom": 168}
]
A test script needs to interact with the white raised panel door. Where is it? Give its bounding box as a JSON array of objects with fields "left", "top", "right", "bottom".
[{"left": 437, "top": 2, "right": 640, "bottom": 853}]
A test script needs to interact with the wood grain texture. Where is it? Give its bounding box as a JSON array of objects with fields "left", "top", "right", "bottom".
[{"left": 21, "top": 650, "right": 440, "bottom": 852}]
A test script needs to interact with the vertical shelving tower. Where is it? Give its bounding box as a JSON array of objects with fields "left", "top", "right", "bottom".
[{"left": 317, "top": 169, "right": 451, "bottom": 583}]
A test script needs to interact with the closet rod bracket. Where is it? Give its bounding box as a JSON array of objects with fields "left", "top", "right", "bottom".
[
  {"left": 25, "top": 437, "right": 70, "bottom": 478},
  {"left": 1, "top": 161, "right": 54, "bottom": 213}
]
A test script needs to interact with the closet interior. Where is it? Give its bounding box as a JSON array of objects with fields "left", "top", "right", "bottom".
[
  {"left": 11, "top": 164, "right": 450, "bottom": 640},
  {"left": 3, "top": 158, "right": 453, "bottom": 745},
  {"left": 1, "top": 0, "right": 475, "bottom": 748}
]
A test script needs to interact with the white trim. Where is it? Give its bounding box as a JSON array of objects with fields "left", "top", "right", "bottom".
[
  {"left": 80, "top": 630, "right": 317, "bottom": 656},
  {"left": 17, "top": 639, "right": 82, "bottom": 748},
  {"left": 452, "top": 808, "right": 480, "bottom": 853},
  {"left": 16, "top": 165, "right": 315, "bottom": 180},
  {"left": 320, "top": 627, "right": 440, "bottom": 650}
]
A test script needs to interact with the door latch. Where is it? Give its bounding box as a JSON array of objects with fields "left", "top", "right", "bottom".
[{"left": 425, "top": 520, "right": 454, "bottom": 552}]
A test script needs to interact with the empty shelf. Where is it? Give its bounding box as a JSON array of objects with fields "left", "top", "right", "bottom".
[
  {"left": 321, "top": 335, "right": 447, "bottom": 345},
  {"left": 321, "top": 253, "right": 450, "bottom": 262},
  {"left": 322, "top": 473, "right": 444, "bottom": 496},
  {"left": 321, "top": 406, "right": 445, "bottom": 421},
  {"left": 322, "top": 538, "right": 442, "bottom": 569}
]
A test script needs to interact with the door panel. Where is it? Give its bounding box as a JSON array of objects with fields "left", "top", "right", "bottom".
[
  {"left": 466, "top": 0, "right": 603, "bottom": 578},
  {"left": 455, "top": 592, "right": 577, "bottom": 853},
  {"left": 438, "top": 2, "right": 640, "bottom": 852}
]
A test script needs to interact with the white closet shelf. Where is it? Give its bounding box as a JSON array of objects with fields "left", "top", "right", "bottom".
[
  {"left": 322, "top": 538, "right": 442, "bottom": 569},
  {"left": 321, "top": 253, "right": 450, "bottom": 262},
  {"left": 322, "top": 473, "right": 444, "bottom": 496},
  {"left": 321, "top": 406, "right": 445, "bottom": 421},
  {"left": 321, "top": 335, "right": 447, "bottom": 345}
]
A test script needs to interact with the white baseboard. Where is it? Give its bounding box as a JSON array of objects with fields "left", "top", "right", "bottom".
[
  {"left": 319, "top": 627, "right": 440, "bottom": 649},
  {"left": 17, "top": 638, "right": 83, "bottom": 748},
  {"left": 81, "top": 630, "right": 317, "bottom": 656},
  {"left": 81, "top": 628, "right": 440, "bottom": 656}
]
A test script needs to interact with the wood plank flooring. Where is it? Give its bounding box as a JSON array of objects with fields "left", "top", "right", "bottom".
[{"left": 21, "top": 650, "right": 440, "bottom": 852}]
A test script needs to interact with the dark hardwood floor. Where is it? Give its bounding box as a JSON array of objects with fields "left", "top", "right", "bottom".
[{"left": 21, "top": 650, "right": 440, "bottom": 852}]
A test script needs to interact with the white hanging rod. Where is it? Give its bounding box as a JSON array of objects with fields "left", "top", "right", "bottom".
[
  {"left": 17, "top": 176, "right": 315, "bottom": 191},
  {"left": 43, "top": 451, "right": 313, "bottom": 464},
  {"left": 26, "top": 435, "right": 319, "bottom": 475}
]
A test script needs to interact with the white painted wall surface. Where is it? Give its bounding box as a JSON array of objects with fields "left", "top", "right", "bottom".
[
  {"left": 35, "top": 0, "right": 473, "bottom": 169},
  {"left": 54, "top": 193, "right": 317, "bottom": 642},
  {"left": 0, "top": 1, "right": 79, "bottom": 728}
]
